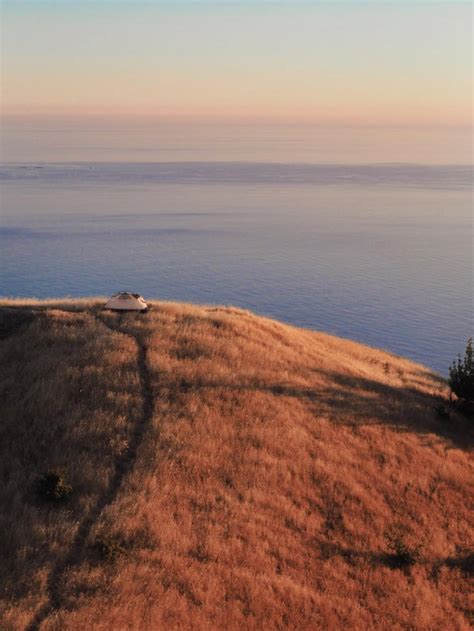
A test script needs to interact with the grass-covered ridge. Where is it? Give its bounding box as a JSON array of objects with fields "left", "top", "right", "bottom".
[{"left": 0, "top": 298, "right": 472, "bottom": 630}]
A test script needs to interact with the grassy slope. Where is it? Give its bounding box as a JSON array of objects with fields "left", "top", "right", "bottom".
[{"left": 0, "top": 299, "right": 472, "bottom": 630}]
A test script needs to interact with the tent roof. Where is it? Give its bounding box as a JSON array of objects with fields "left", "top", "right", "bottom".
[{"left": 104, "top": 292, "right": 148, "bottom": 311}]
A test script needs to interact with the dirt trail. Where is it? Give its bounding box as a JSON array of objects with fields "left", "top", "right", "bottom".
[{"left": 26, "top": 312, "right": 154, "bottom": 631}]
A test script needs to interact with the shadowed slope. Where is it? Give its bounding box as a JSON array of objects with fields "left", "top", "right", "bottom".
[{"left": 0, "top": 299, "right": 472, "bottom": 630}]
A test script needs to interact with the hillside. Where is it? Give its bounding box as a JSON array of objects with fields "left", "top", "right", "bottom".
[{"left": 0, "top": 298, "right": 472, "bottom": 630}]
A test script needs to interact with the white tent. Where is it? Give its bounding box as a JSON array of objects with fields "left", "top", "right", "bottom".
[{"left": 104, "top": 292, "right": 148, "bottom": 311}]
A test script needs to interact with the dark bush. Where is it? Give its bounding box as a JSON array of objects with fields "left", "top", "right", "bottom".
[
  {"left": 35, "top": 470, "right": 73, "bottom": 502},
  {"left": 449, "top": 338, "right": 474, "bottom": 405},
  {"left": 93, "top": 535, "right": 125, "bottom": 561},
  {"left": 446, "top": 552, "right": 474, "bottom": 577},
  {"left": 384, "top": 525, "right": 421, "bottom": 569}
]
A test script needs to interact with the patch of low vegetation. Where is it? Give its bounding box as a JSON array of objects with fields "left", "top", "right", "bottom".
[{"left": 35, "top": 469, "right": 73, "bottom": 502}]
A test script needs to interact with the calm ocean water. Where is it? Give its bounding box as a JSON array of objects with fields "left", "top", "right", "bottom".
[{"left": 1, "top": 162, "right": 472, "bottom": 374}]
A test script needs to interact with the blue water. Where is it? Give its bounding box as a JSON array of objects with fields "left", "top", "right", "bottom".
[{"left": 0, "top": 162, "right": 472, "bottom": 373}]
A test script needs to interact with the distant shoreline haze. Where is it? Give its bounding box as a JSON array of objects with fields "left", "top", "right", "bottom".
[
  {"left": 2, "top": 120, "right": 472, "bottom": 164},
  {"left": 0, "top": 162, "right": 472, "bottom": 189}
]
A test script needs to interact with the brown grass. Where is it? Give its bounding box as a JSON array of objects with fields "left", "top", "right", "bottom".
[{"left": 0, "top": 298, "right": 472, "bottom": 630}]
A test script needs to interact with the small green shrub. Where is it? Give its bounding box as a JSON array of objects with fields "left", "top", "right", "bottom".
[
  {"left": 449, "top": 338, "right": 474, "bottom": 405},
  {"left": 35, "top": 469, "right": 73, "bottom": 502},
  {"left": 93, "top": 535, "right": 125, "bottom": 562},
  {"left": 384, "top": 525, "right": 421, "bottom": 569}
]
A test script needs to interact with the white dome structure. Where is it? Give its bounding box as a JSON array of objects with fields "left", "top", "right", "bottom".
[{"left": 104, "top": 292, "right": 148, "bottom": 311}]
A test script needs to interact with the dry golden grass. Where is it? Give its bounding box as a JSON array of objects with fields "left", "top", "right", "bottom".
[{"left": 0, "top": 298, "right": 472, "bottom": 630}]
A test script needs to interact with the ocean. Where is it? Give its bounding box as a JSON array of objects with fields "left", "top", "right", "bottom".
[{"left": 0, "top": 162, "right": 472, "bottom": 374}]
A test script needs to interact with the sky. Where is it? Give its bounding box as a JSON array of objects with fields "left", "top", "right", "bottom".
[{"left": 1, "top": 1, "right": 472, "bottom": 162}]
